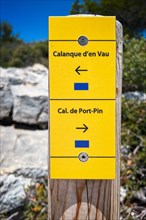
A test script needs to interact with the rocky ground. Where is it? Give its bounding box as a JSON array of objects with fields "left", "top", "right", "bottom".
[
  {"left": 0, "top": 168, "right": 47, "bottom": 213},
  {"left": 0, "top": 64, "right": 49, "bottom": 218},
  {"left": 1, "top": 126, "right": 48, "bottom": 173},
  {"left": 0, "top": 64, "right": 146, "bottom": 219},
  {"left": 0, "top": 64, "right": 48, "bottom": 173}
]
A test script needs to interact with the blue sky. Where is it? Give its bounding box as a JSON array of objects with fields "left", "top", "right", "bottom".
[
  {"left": 1, "top": 0, "right": 146, "bottom": 42},
  {"left": 0, "top": 0, "right": 76, "bottom": 42}
]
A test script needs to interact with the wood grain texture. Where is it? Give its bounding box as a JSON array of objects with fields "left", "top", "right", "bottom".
[{"left": 48, "top": 16, "right": 123, "bottom": 220}]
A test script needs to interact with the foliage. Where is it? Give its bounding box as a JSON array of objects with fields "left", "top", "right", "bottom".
[
  {"left": 121, "top": 98, "right": 146, "bottom": 219},
  {"left": 24, "top": 178, "right": 48, "bottom": 220},
  {"left": 70, "top": 0, "right": 85, "bottom": 14},
  {"left": 0, "top": 40, "right": 48, "bottom": 68},
  {"left": 122, "top": 99, "right": 146, "bottom": 149},
  {"left": 123, "top": 37, "right": 146, "bottom": 93},
  {"left": 0, "top": 22, "right": 21, "bottom": 44},
  {"left": 70, "top": 0, "right": 146, "bottom": 37},
  {"left": 121, "top": 99, "right": 146, "bottom": 187},
  {"left": 0, "top": 22, "right": 48, "bottom": 68}
]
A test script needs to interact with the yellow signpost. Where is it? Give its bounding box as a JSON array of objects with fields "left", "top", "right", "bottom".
[{"left": 49, "top": 16, "right": 116, "bottom": 179}]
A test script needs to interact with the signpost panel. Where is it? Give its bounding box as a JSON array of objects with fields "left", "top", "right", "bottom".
[{"left": 49, "top": 16, "right": 122, "bottom": 219}]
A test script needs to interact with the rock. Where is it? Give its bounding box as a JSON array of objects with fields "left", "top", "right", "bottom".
[
  {"left": 0, "top": 126, "right": 17, "bottom": 172},
  {"left": 13, "top": 168, "right": 48, "bottom": 180},
  {"left": 0, "top": 173, "right": 32, "bottom": 213},
  {"left": 123, "top": 91, "right": 146, "bottom": 102},
  {"left": 0, "top": 67, "right": 25, "bottom": 85},
  {"left": 0, "top": 126, "right": 48, "bottom": 174},
  {"left": 32, "top": 63, "right": 48, "bottom": 72},
  {"left": 0, "top": 65, "right": 48, "bottom": 86},
  {"left": 0, "top": 77, "right": 13, "bottom": 120},
  {"left": 0, "top": 65, "right": 48, "bottom": 127},
  {"left": 121, "top": 145, "right": 131, "bottom": 156},
  {"left": 0, "top": 168, "right": 47, "bottom": 214},
  {"left": 12, "top": 85, "right": 48, "bottom": 128}
]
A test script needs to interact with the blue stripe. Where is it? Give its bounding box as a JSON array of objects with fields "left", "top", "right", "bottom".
[
  {"left": 74, "top": 83, "right": 88, "bottom": 90},
  {"left": 75, "top": 140, "right": 89, "bottom": 148}
]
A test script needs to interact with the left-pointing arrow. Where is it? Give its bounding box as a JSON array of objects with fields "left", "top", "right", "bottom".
[
  {"left": 75, "top": 66, "right": 88, "bottom": 75},
  {"left": 76, "top": 124, "right": 88, "bottom": 133}
]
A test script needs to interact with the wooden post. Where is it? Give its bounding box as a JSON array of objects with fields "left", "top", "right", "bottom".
[{"left": 48, "top": 16, "right": 123, "bottom": 220}]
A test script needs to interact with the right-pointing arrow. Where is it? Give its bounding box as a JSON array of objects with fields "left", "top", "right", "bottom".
[
  {"left": 76, "top": 124, "right": 88, "bottom": 133},
  {"left": 75, "top": 66, "right": 88, "bottom": 75}
]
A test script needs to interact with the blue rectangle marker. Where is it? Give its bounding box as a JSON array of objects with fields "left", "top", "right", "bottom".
[
  {"left": 75, "top": 140, "right": 89, "bottom": 148},
  {"left": 74, "top": 83, "right": 89, "bottom": 90}
]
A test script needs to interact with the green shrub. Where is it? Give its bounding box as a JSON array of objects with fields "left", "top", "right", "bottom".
[
  {"left": 123, "top": 37, "right": 146, "bottom": 92},
  {"left": 122, "top": 98, "right": 146, "bottom": 149}
]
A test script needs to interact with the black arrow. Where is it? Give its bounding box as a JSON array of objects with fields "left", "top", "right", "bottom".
[
  {"left": 75, "top": 66, "right": 88, "bottom": 75},
  {"left": 76, "top": 124, "right": 88, "bottom": 133}
]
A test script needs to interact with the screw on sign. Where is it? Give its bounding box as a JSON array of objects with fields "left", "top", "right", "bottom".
[
  {"left": 78, "top": 36, "right": 88, "bottom": 46},
  {"left": 78, "top": 152, "right": 89, "bottom": 162}
]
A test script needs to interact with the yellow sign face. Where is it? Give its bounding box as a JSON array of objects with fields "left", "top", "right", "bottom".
[
  {"left": 49, "top": 42, "right": 116, "bottom": 99},
  {"left": 49, "top": 17, "right": 116, "bottom": 40},
  {"left": 49, "top": 16, "right": 116, "bottom": 179}
]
